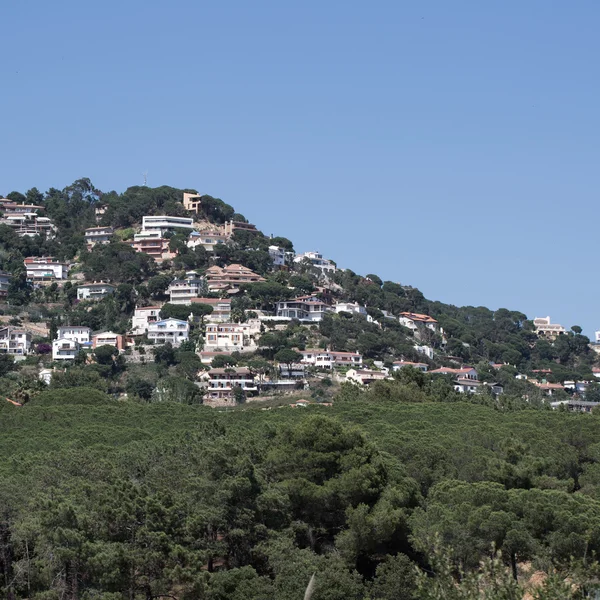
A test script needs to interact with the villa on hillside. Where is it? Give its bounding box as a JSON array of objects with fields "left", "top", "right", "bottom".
[
  {"left": 24, "top": 257, "right": 69, "bottom": 284},
  {"left": 298, "top": 349, "right": 363, "bottom": 369},
  {"left": 533, "top": 316, "right": 566, "bottom": 339},
  {"left": 0, "top": 327, "right": 32, "bottom": 355},
  {"left": 190, "top": 298, "right": 232, "bottom": 322},
  {"left": 131, "top": 306, "right": 162, "bottom": 335},
  {"left": 392, "top": 360, "right": 429, "bottom": 372},
  {"left": 275, "top": 295, "right": 332, "bottom": 322},
  {"left": 147, "top": 318, "right": 190, "bottom": 346},
  {"left": 293, "top": 251, "right": 336, "bottom": 275},
  {"left": 398, "top": 312, "right": 441, "bottom": 337},
  {"left": 77, "top": 282, "right": 116, "bottom": 301},
  {"left": 187, "top": 229, "right": 228, "bottom": 252},
  {"left": 84, "top": 226, "right": 114, "bottom": 249},
  {"left": 204, "top": 367, "right": 258, "bottom": 400},
  {"left": 205, "top": 264, "right": 265, "bottom": 292},
  {"left": 167, "top": 273, "right": 206, "bottom": 305}
]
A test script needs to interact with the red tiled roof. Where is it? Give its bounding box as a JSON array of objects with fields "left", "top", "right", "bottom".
[{"left": 399, "top": 312, "right": 438, "bottom": 323}]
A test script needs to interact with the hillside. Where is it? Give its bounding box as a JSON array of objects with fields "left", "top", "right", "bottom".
[{"left": 0, "top": 179, "right": 599, "bottom": 596}]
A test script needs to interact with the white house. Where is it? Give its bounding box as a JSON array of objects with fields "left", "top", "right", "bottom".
[
  {"left": 392, "top": 360, "right": 428, "bottom": 372},
  {"left": 398, "top": 312, "right": 440, "bottom": 336},
  {"left": 147, "top": 318, "right": 190, "bottom": 346},
  {"left": 268, "top": 245, "right": 287, "bottom": 267},
  {"left": 298, "top": 349, "right": 363, "bottom": 369},
  {"left": 294, "top": 251, "right": 336, "bottom": 274},
  {"left": 346, "top": 369, "right": 389, "bottom": 385},
  {"left": 131, "top": 306, "right": 162, "bottom": 335},
  {"left": 0, "top": 327, "right": 32, "bottom": 355},
  {"left": 204, "top": 367, "right": 258, "bottom": 400},
  {"left": 204, "top": 321, "right": 260, "bottom": 352},
  {"left": 77, "top": 282, "right": 116, "bottom": 301},
  {"left": 141, "top": 215, "right": 194, "bottom": 235},
  {"left": 454, "top": 379, "right": 482, "bottom": 394},
  {"left": 430, "top": 366, "right": 478, "bottom": 380},
  {"left": 56, "top": 326, "right": 91, "bottom": 344},
  {"left": 414, "top": 345, "right": 434, "bottom": 360},
  {"left": 52, "top": 338, "right": 80, "bottom": 361},
  {"left": 276, "top": 295, "right": 331, "bottom": 322},
  {"left": 84, "top": 226, "right": 114, "bottom": 248},
  {"left": 187, "top": 230, "right": 228, "bottom": 252},
  {"left": 167, "top": 274, "right": 206, "bottom": 305},
  {"left": 334, "top": 302, "right": 370, "bottom": 320},
  {"left": 24, "top": 257, "right": 69, "bottom": 283}
]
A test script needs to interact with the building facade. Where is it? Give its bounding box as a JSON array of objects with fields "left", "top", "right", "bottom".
[
  {"left": 77, "top": 282, "right": 116, "bottom": 301},
  {"left": 298, "top": 349, "right": 363, "bottom": 369},
  {"left": 167, "top": 274, "right": 206, "bottom": 304},
  {"left": 84, "top": 226, "right": 114, "bottom": 249},
  {"left": 25, "top": 257, "right": 69, "bottom": 283},
  {"left": 147, "top": 318, "right": 190, "bottom": 346},
  {"left": 293, "top": 251, "right": 336, "bottom": 274},
  {"left": 190, "top": 298, "right": 232, "bottom": 322},
  {"left": 0, "top": 327, "right": 31, "bottom": 355},
  {"left": 276, "top": 295, "right": 331, "bottom": 322},
  {"left": 131, "top": 306, "right": 162, "bottom": 335},
  {"left": 205, "top": 367, "right": 257, "bottom": 400}
]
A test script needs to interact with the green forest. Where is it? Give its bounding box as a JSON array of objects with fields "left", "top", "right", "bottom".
[{"left": 1, "top": 387, "right": 600, "bottom": 599}]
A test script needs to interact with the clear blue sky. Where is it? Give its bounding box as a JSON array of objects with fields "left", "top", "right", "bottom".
[{"left": 1, "top": 1, "right": 598, "bottom": 334}]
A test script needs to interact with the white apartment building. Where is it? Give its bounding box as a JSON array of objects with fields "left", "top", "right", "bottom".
[
  {"left": 268, "top": 246, "right": 287, "bottom": 267},
  {"left": 84, "top": 226, "right": 114, "bottom": 248},
  {"left": 0, "top": 327, "right": 32, "bottom": 355},
  {"left": 141, "top": 215, "right": 194, "bottom": 235},
  {"left": 204, "top": 367, "right": 258, "bottom": 400},
  {"left": 294, "top": 251, "right": 336, "bottom": 274},
  {"left": 298, "top": 349, "right": 363, "bottom": 369},
  {"left": 167, "top": 274, "right": 206, "bottom": 305},
  {"left": 147, "top": 318, "right": 190, "bottom": 346},
  {"left": 24, "top": 257, "right": 69, "bottom": 283},
  {"left": 77, "top": 282, "right": 116, "bottom": 301},
  {"left": 204, "top": 321, "right": 260, "bottom": 352},
  {"left": 56, "top": 325, "right": 91, "bottom": 344},
  {"left": 131, "top": 306, "right": 162, "bottom": 335}
]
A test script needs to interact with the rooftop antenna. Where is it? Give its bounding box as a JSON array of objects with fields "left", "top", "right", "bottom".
[{"left": 142, "top": 171, "right": 148, "bottom": 186}]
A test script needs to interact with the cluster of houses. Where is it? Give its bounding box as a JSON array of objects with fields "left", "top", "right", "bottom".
[{"left": 4, "top": 192, "right": 600, "bottom": 408}]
